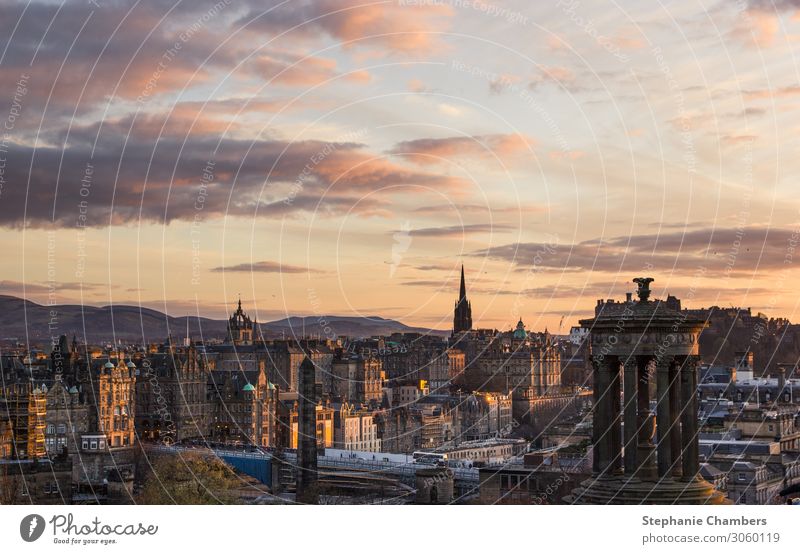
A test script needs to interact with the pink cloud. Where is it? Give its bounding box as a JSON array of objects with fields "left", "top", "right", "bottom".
[{"left": 389, "top": 134, "right": 536, "bottom": 166}]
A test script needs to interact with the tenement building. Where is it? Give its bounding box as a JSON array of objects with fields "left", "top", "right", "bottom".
[{"left": 135, "top": 341, "right": 211, "bottom": 443}]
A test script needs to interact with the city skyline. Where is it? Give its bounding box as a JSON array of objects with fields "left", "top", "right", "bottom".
[{"left": 3, "top": 1, "right": 800, "bottom": 330}]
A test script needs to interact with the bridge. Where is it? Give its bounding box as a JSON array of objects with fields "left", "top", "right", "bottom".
[{"left": 145, "top": 444, "right": 480, "bottom": 499}]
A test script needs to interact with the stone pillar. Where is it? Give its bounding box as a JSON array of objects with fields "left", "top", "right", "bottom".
[
  {"left": 669, "top": 362, "right": 682, "bottom": 478},
  {"left": 623, "top": 356, "right": 638, "bottom": 476},
  {"left": 594, "top": 356, "right": 614, "bottom": 476},
  {"left": 656, "top": 357, "right": 673, "bottom": 478},
  {"left": 592, "top": 357, "right": 601, "bottom": 476},
  {"left": 680, "top": 355, "right": 700, "bottom": 481},
  {"left": 609, "top": 357, "right": 622, "bottom": 474},
  {"left": 637, "top": 357, "right": 657, "bottom": 480}
]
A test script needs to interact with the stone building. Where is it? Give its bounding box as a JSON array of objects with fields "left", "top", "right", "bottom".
[
  {"left": 44, "top": 379, "right": 88, "bottom": 457},
  {"left": 135, "top": 342, "right": 211, "bottom": 444},
  {"left": 285, "top": 400, "right": 335, "bottom": 449},
  {"left": 334, "top": 402, "right": 381, "bottom": 452},
  {"left": 374, "top": 405, "right": 420, "bottom": 454},
  {"left": 479, "top": 450, "right": 589, "bottom": 504},
  {"left": 92, "top": 357, "right": 136, "bottom": 450},
  {"left": 723, "top": 405, "right": 800, "bottom": 452},
  {"left": 207, "top": 368, "right": 277, "bottom": 447},
  {"left": 459, "top": 392, "right": 513, "bottom": 441},
  {"left": 0, "top": 383, "right": 46, "bottom": 460},
  {"left": 330, "top": 351, "right": 383, "bottom": 406},
  {"left": 468, "top": 320, "right": 561, "bottom": 396},
  {"left": 73, "top": 356, "right": 138, "bottom": 498},
  {"left": 446, "top": 348, "right": 466, "bottom": 387},
  {"left": 0, "top": 458, "right": 73, "bottom": 504},
  {"left": 0, "top": 421, "right": 12, "bottom": 458}
]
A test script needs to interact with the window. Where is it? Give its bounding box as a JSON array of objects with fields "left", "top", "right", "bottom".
[
  {"left": 90, "top": 440, "right": 97, "bottom": 450},
  {"left": 737, "top": 472, "right": 746, "bottom": 481},
  {"left": 82, "top": 439, "right": 88, "bottom": 450},
  {"left": 57, "top": 424, "right": 66, "bottom": 434}
]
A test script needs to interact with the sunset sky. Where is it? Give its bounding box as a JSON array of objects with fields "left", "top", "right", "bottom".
[{"left": 2, "top": 0, "right": 800, "bottom": 332}]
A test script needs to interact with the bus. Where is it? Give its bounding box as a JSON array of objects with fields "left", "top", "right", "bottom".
[{"left": 412, "top": 451, "right": 448, "bottom": 465}]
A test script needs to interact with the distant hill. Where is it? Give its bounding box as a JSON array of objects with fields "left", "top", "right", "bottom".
[
  {"left": 262, "top": 315, "right": 444, "bottom": 340},
  {"left": 0, "top": 295, "right": 446, "bottom": 343}
]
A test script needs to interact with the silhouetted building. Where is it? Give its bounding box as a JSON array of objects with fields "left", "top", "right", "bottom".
[{"left": 453, "top": 265, "right": 473, "bottom": 335}]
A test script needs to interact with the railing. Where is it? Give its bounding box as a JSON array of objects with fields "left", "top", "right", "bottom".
[{"left": 145, "top": 443, "right": 480, "bottom": 482}]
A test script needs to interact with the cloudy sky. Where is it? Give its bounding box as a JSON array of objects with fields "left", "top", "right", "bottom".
[{"left": 2, "top": 0, "right": 800, "bottom": 332}]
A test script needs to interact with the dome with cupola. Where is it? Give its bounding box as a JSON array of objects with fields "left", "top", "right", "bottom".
[{"left": 513, "top": 318, "right": 527, "bottom": 339}]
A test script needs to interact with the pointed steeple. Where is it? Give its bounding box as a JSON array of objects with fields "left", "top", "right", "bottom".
[{"left": 453, "top": 264, "right": 473, "bottom": 335}]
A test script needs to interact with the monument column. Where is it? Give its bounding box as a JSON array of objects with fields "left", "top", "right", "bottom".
[
  {"left": 623, "top": 356, "right": 638, "bottom": 476},
  {"left": 591, "top": 355, "right": 601, "bottom": 476},
  {"left": 296, "top": 357, "right": 319, "bottom": 504},
  {"left": 609, "top": 357, "right": 622, "bottom": 474},
  {"left": 655, "top": 356, "right": 674, "bottom": 478},
  {"left": 593, "top": 356, "right": 616, "bottom": 476},
  {"left": 669, "top": 360, "right": 683, "bottom": 478},
  {"left": 637, "top": 356, "right": 657, "bottom": 480},
  {"left": 680, "top": 355, "right": 700, "bottom": 481}
]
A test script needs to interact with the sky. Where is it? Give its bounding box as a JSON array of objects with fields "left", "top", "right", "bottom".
[{"left": 2, "top": 0, "right": 800, "bottom": 332}]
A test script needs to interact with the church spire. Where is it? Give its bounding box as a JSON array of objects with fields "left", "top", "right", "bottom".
[{"left": 453, "top": 264, "right": 473, "bottom": 335}]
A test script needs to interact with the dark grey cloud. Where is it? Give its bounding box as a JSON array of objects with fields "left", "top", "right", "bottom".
[
  {"left": 474, "top": 227, "right": 800, "bottom": 278},
  {"left": 397, "top": 224, "right": 515, "bottom": 238},
  {"left": 747, "top": 0, "right": 800, "bottom": 10},
  {"left": 0, "top": 280, "right": 108, "bottom": 295},
  {"left": 0, "top": 123, "right": 461, "bottom": 227},
  {"left": 0, "top": 0, "right": 244, "bottom": 117},
  {"left": 210, "top": 261, "right": 323, "bottom": 274}
]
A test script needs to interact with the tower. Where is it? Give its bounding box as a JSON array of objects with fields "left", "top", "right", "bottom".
[
  {"left": 453, "top": 265, "right": 473, "bottom": 334},
  {"left": 226, "top": 297, "right": 254, "bottom": 345},
  {"left": 296, "top": 357, "right": 319, "bottom": 504},
  {"left": 566, "top": 277, "right": 728, "bottom": 505}
]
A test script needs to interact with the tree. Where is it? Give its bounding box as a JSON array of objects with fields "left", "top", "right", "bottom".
[
  {"left": 0, "top": 463, "right": 22, "bottom": 504},
  {"left": 136, "top": 452, "right": 244, "bottom": 505}
]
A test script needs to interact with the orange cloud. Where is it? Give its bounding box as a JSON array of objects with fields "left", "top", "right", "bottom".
[
  {"left": 389, "top": 134, "right": 536, "bottom": 166},
  {"left": 744, "top": 85, "right": 800, "bottom": 99},
  {"left": 730, "top": 10, "right": 780, "bottom": 48},
  {"left": 239, "top": 1, "right": 453, "bottom": 54}
]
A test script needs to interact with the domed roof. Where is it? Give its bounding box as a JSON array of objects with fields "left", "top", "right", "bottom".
[
  {"left": 267, "top": 381, "right": 276, "bottom": 390},
  {"left": 126, "top": 361, "right": 136, "bottom": 368},
  {"left": 69, "top": 386, "right": 79, "bottom": 394},
  {"left": 513, "top": 318, "right": 527, "bottom": 339},
  {"left": 103, "top": 361, "right": 115, "bottom": 369},
  {"left": 242, "top": 383, "right": 256, "bottom": 392}
]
